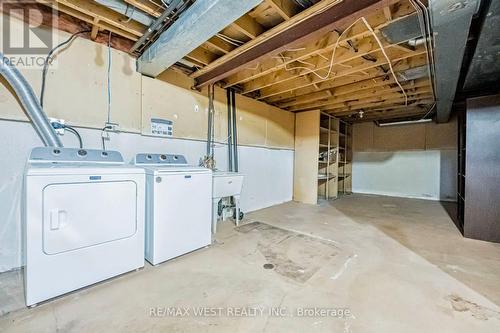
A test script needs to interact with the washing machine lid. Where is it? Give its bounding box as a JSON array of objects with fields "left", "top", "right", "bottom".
[{"left": 134, "top": 153, "right": 211, "bottom": 174}]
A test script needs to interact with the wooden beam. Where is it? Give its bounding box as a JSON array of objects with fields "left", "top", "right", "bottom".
[
  {"left": 256, "top": 49, "right": 426, "bottom": 100},
  {"left": 185, "top": 48, "right": 219, "bottom": 66},
  {"left": 335, "top": 102, "right": 430, "bottom": 115},
  {"left": 222, "top": 5, "right": 414, "bottom": 88},
  {"left": 316, "top": 86, "right": 432, "bottom": 111},
  {"left": 205, "top": 36, "right": 235, "bottom": 54},
  {"left": 383, "top": 6, "right": 392, "bottom": 20},
  {"left": 231, "top": 15, "right": 265, "bottom": 39},
  {"left": 323, "top": 92, "right": 433, "bottom": 113},
  {"left": 54, "top": 0, "right": 146, "bottom": 37},
  {"left": 277, "top": 76, "right": 398, "bottom": 108},
  {"left": 264, "top": 53, "right": 428, "bottom": 103},
  {"left": 241, "top": 38, "right": 416, "bottom": 94},
  {"left": 123, "top": 0, "right": 164, "bottom": 18},
  {"left": 349, "top": 110, "right": 429, "bottom": 122},
  {"left": 9, "top": 1, "right": 135, "bottom": 53},
  {"left": 193, "top": 0, "right": 400, "bottom": 88},
  {"left": 191, "top": 0, "right": 349, "bottom": 80},
  {"left": 266, "top": 0, "right": 301, "bottom": 20},
  {"left": 286, "top": 79, "right": 430, "bottom": 112},
  {"left": 91, "top": 17, "right": 100, "bottom": 40},
  {"left": 38, "top": 0, "right": 139, "bottom": 41}
]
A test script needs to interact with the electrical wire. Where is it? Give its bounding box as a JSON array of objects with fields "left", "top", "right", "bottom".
[
  {"left": 101, "top": 126, "right": 111, "bottom": 151},
  {"left": 419, "top": 102, "right": 436, "bottom": 120},
  {"left": 50, "top": 121, "right": 84, "bottom": 148},
  {"left": 282, "top": 16, "right": 408, "bottom": 106},
  {"left": 40, "top": 29, "right": 90, "bottom": 107},
  {"left": 216, "top": 33, "right": 245, "bottom": 46},
  {"left": 65, "top": 126, "right": 83, "bottom": 148},
  {"left": 360, "top": 17, "right": 407, "bottom": 106},
  {"left": 409, "top": 0, "right": 436, "bottom": 100}
]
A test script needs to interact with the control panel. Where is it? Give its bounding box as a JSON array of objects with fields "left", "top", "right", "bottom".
[
  {"left": 134, "top": 153, "right": 188, "bottom": 165},
  {"left": 29, "top": 147, "right": 124, "bottom": 164}
]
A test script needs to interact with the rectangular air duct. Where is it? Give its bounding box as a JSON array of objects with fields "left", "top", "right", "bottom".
[{"left": 137, "top": 0, "right": 263, "bottom": 77}]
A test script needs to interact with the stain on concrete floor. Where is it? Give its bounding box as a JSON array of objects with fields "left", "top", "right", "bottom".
[
  {"left": 236, "top": 222, "right": 340, "bottom": 283},
  {"left": 446, "top": 294, "right": 500, "bottom": 321}
]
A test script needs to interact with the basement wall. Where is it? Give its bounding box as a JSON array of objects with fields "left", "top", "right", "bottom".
[
  {"left": 352, "top": 118, "right": 457, "bottom": 201},
  {"left": 0, "top": 15, "right": 295, "bottom": 273}
]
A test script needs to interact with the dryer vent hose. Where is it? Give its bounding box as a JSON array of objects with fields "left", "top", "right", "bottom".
[{"left": 0, "top": 53, "right": 63, "bottom": 147}]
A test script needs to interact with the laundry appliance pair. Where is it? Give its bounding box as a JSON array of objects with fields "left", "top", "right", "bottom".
[{"left": 23, "top": 148, "right": 212, "bottom": 306}]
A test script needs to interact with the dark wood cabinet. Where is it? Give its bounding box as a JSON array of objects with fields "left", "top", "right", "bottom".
[{"left": 457, "top": 95, "right": 500, "bottom": 243}]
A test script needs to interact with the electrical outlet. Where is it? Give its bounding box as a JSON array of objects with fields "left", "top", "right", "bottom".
[
  {"left": 49, "top": 117, "right": 65, "bottom": 135},
  {"left": 104, "top": 122, "right": 120, "bottom": 132}
]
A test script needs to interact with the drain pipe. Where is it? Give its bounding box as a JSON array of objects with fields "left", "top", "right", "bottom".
[
  {"left": 231, "top": 89, "right": 238, "bottom": 172},
  {"left": 0, "top": 54, "right": 63, "bottom": 147},
  {"left": 206, "top": 84, "right": 214, "bottom": 158}
]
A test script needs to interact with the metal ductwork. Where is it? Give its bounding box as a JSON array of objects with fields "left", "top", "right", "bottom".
[
  {"left": 463, "top": 0, "right": 500, "bottom": 93},
  {"left": 430, "top": 0, "right": 481, "bottom": 123},
  {"left": 95, "top": 0, "right": 154, "bottom": 26},
  {"left": 0, "top": 53, "right": 63, "bottom": 147},
  {"left": 137, "top": 0, "right": 263, "bottom": 77}
]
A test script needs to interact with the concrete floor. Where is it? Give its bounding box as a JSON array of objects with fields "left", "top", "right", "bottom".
[{"left": 1, "top": 194, "right": 500, "bottom": 332}]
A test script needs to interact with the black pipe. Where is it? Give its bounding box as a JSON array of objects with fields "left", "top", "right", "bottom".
[
  {"left": 206, "top": 85, "right": 213, "bottom": 157},
  {"left": 231, "top": 89, "right": 239, "bottom": 172},
  {"left": 226, "top": 88, "right": 233, "bottom": 171}
]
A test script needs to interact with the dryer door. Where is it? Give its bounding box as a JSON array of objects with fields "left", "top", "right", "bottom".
[{"left": 42, "top": 181, "right": 137, "bottom": 254}]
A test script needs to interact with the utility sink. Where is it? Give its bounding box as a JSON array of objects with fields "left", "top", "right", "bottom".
[
  {"left": 212, "top": 171, "right": 244, "bottom": 233},
  {"left": 212, "top": 171, "right": 244, "bottom": 198}
]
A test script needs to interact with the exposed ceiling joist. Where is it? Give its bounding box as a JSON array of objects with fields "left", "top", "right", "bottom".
[
  {"left": 193, "top": 0, "right": 400, "bottom": 88},
  {"left": 265, "top": 0, "right": 301, "bottom": 20},
  {"left": 53, "top": 0, "right": 146, "bottom": 36},
  {"left": 256, "top": 49, "right": 426, "bottom": 99},
  {"left": 123, "top": 0, "right": 164, "bottom": 17},
  {"left": 231, "top": 14, "right": 265, "bottom": 39}
]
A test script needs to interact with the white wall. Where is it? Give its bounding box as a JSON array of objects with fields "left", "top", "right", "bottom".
[
  {"left": 352, "top": 150, "right": 457, "bottom": 200},
  {"left": 351, "top": 120, "right": 457, "bottom": 201},
  {"left": 0, "top": 120, "right": 294, "bottom": 273}
]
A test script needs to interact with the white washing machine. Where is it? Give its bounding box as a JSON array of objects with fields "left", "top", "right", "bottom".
[
  {"left": 134, "top": 153, "right": 212, "bottom": 265},
  {"left": 23, "top": 147, "right": 145, "bottom": 306}
]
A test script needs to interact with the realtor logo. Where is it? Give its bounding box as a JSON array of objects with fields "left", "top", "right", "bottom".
[{"left": 1, "top": 1, "right": 58, "bottom": 68}]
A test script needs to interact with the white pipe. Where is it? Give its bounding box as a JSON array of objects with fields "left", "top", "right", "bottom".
[
  {"left": 377, "top": 119, "right": 433, "bottom": 127},
  {"left": 0, "top": 54, "right": 63, "bottom": 147},
  {"left": 408, "top": 37, "right": 427, "bottom": 47},
  {"left": 95, "top": 0, "right": 154, "bottom": 26}
]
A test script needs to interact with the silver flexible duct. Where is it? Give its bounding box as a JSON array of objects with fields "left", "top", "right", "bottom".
[
  {"left": 95, "top": 0, "right": 154, "bottom": 26},
  {"left": 0, "top": 53, "right": 63, "bottom": 147}
]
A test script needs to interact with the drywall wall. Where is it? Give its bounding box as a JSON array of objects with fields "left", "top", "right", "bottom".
[
  {"left": 148, "top": 70, "right": 295, "bottom": 148},
  {"left": 0, "top": 120, "right": 293, "bottom": 273},
  {"left": 0, "top": 13, "right": 295, "bottom": 149},
  {"left": 352, "top": 119, "right": 457, "bottom": 201}
]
